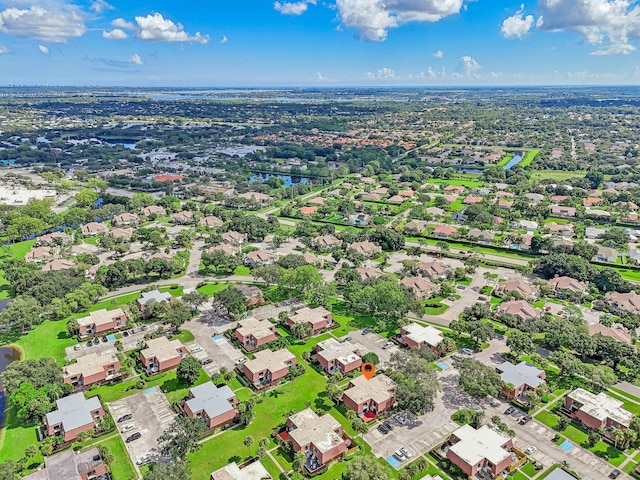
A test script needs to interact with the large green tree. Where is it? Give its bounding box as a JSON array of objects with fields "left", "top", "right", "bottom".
[
  {"left": 455, "top": 358, "right": 502, "bottom": 398},
  {"left": 176, "top": 357, "right": 202, "bottom": 386}
]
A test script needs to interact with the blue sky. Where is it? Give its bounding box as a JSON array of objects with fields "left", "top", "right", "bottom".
[{"left": 0, "top": 0, "right": 639, "bottom": 86}]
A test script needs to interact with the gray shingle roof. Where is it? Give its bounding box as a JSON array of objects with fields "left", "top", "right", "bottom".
[
  {"left": 186, "top": 383, "right": 236, "bottom": 419},
  {"left": 497, "top": 361, "right": 544, "bottom": 389},
  {"left": 46, "top": 393, "right": 102, "bottom": 432}
]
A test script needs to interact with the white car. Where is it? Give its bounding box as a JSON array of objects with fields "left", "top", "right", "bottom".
[
  {"left": 393, "top": 450, "right": 406, "bottom": 462},
  {"left": 382, "top": 341, "right": 394, "bottom": 349},
  {"left": 525, "top": 446, "right": 537, "bottom": 455},
  {"left": 234, "top": 357, "right": 248, "bottom": 365},
  {"left": 137, "top": 454, "right": 153, "bottom": 465},
  {"left": 400, "top": 447, "right": 412, "bottom": 459},
  {"left": 121, "top": 424, "right": 135, "bottom": 434}
]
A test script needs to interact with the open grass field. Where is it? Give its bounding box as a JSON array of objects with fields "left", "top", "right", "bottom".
[
  {"left": 0, "top": 405, "right": 42, "bottom": 464},
  {"left": 93, "top": 435, "right": 136, "bottom": 480},
  {"left": 196, "top": 282, "right": 229, "bottom": 296},
  {"left": 531, "top": 170, "right": 587, "bottom": 182}
]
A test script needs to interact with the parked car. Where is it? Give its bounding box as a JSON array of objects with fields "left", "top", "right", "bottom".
[
  {"left": 121, "top": 424, "right": 135, "bottom": 433},
  {"left": 383, "top": 421, "right": 393, "bottom": 430},
  {"left": 545, "top": 306, "right": 552, "bottom": 311},
  {"left": 342, "top": 337, "right": 352, "bottom": 343},
  {"left": 141, "top": 325, "right": 148, "bottom": 331},
  {"left": 461, "top": 348, "right": 474, "bottom": 355},
  {"left": 234, "top": 357, "right": 248, "bottom": 365},
  {"left": 377, "top": 424, "right": 389, "bottom": 435},
  {"left": 520, "top": 415, "right": 532, "bottom": 425},
  {"left": 86, "top": 340, "right": 93, "bottom": 347},
  {"left": 73, "top": 345, "right": 81, "bottom": 351},
  {"left": 190, "top": 346, "right": 203, "bottom": 353},
  {"left": 393, "top": 450, "right": 406, "bottom": 462},
  {"left": 137, "top": 454, "right": 153, "bottom": 466},
  {"left": 122, "top": 331, "right": 129, "bottom": 337},
  {"left": 202, "top": 358, "right": 213, "bottom": 365},
  {"left": 525, "top": 446, "right": 537, "bottom": 455},
  {"left": 126, "top": 432, "right": 142, "bottom": 443},
  {"left": 362, "top": 328, "right": 372, "bottom": 335},
  {"left": 382, "top": 341, "right": 394, "bottom": 349},
  {"left": 101, "top": 336, "right": 108, "bottom": 343},
  {"left": 504, "top": 406, "right": 515, "bottom": 415},
  {"left": 610, "top": 470, "right": 621, "bottom": 479},
  {"left": 396, "top": 415, "right": 407, "bottom": 425},
  {"left": 400, "top": 447, "right": 412, "bottom": 459},
  {"left": 117, "top": 413, "right": 133, "bottom": 423}
]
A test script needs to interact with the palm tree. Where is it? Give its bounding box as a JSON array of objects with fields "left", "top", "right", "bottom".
[
  {"left": 612, "top": 427, "right": 625, "bottom": 449},
  {"left": 244, "top": 435, "right": 254, "bottom": 458},
  {"left": 292, "top": 451, "right": 306, "bottom": 479}
]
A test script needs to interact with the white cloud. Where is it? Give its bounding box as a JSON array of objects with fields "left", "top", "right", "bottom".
[
  {"left": 102, "top": 28, "right": 128, "bottom": 40},
  {"left": 38, "top": 44, "right": 49, "bottom": 54},
  {"left": 274, "top": 0, "right": 316, "bottom": 16},
  {"left": 135, "top": 13, "right": 209, "bottom": 43},
  {"left": 0, "top": 4, "right": 86, "bottom": 43},
  {"left": 0, "top": 45, "right": 8, "bottom": 54},
  {"left": 316, "top": 71, "right": 328, "bottom": 81},
  {"left": 537, "top": 0, "right": 640, "bottom": 55},
  {"left": 220, "top": 35, "right": 228, "bottom": 44},
  {"left": 433, "top": 50, "right": 444, "bottom": 58},
  {"left": 112, "top": 18, "right": 135, "bottom": 30},
  {"left": 363, "top": 67, "right": 396, "bottom": 80},
  {"left": 501, "top": 4, "right": 534, "bottom": 39},
  {"left": 336, "top": 0, "right": 465, "bottom": 41},
  {"left": 90, "top": 0, "right": 113, "bottom": 14},
  {"left": 454, "top": 55, "right": 481, "bottom": 77},
  {"left": 129, "top": 53, "right": 143, "bottom": 65}
]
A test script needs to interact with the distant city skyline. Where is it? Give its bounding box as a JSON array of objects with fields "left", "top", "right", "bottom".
[{"left": 0, "top": 0, "right": 639, "bottom": 86}]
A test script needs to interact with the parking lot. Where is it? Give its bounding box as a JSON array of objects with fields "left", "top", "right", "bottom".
[
  {"left": 108, "top": 387, "right": 176, "bottom": 474},
  {"left": 338, "top": 329, "right": 400, "bottom": 368},
  {"left": 64, "top": 323, "right": 161, "bottom": 361}
]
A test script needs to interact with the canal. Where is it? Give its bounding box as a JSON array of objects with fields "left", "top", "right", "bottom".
[{"left": 0, "top": 347, "right": 20, "bottom": 425}]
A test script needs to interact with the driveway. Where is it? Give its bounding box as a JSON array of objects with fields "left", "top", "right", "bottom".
[
  {"left": 336, "top": 329, "right": 399, "bottom": 368},
  {"left": 108, "top": 387, "right": 176, "bottom": 476},
  {"left": 64, "top": 323, "right": 162, "bottom": 360}
]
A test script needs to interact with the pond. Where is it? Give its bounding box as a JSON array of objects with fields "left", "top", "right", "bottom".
[
  {"left": 503, "top": 151, "right": 525, "bottom": 170},
  {"left": 249, "top": 173, "right": 309, "bottom": 186},
  {"left": 0, "top": 347, "right": 20, "bottom": 425}
]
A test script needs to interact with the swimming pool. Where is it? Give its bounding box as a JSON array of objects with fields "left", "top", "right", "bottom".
[
  {"left": 560, "top": 440, "right": 573, "bottom": 451},
  {"left": 212, "top": 334, "right": 224, "bottom": 341},
  {"left": 386, "top": 456, "right": 401, "bottom": 468},
  {"left": 144, "top": 386, "right": 157, "bottom": 395},
  {"left": 437, "top": 361, "right": 450, "bottom": 370},
  {"left": 107, "top": 334, "right": 116, "bottom": 342}
]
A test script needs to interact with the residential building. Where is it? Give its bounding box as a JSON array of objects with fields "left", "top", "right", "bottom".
[
  {"left": 235, "top": 284, "right": 264, "bottom": 308},
  {"left": 111, "top": 228, "right": 132, "bottom": 240},
  {"left": 63, "top": 352, "right": 121, "bottom": 390},
  {"left": 433, "top": 225, "right": 458, "bottom": 239},
  {"left": 606, "top": 291, "right": 640, "bottom": 314},
  {"left": 22, "top": 447, "right": 108, "bottom": 480},
  {"left": 417, "top": 260, "right": 449, "bottom": 280},
  {"left": 80, "top": 222, "right": 107, "bottom": 236},
  {"left": 444, "top": 185, "right": 465, "bottom": 194},
  {"left": 210, "top": 460, "right": 272, "bottom": 480},
  {"left": 497, "top": 199, "right": 513, "bottom": 209},
  {"left": 517, "top": 220, "right": 538, "bottom": 232},
  {"left": 315, "top": 338, "right": 362, "bottom": 375},
  {"left": 199, "top": 216, "right": 224, "bottom": 227},
  {"left": 551, "top": 195, "right": 569, "bottom": 204},
  {"left": 299, "top": 206, "right": 317, "bottom": 215},
  {"left": 286, "top": 409, "right": 347, "bottom": 471},
  {"left": 564, "top": 388, "right": 633, "bottom": 430},
  {"left": 496, "top": 361, "right": 546, "bottom": 400},
  {"left": 239, "top": 192, "right": 271, "bottom": 205},
  {"left": 463, "top": 196, "right": 483, "bottom": 204},
  {"left": 154, "top": 174, "right": 184, "bottom": 183},
  {"left": 496, "top": 300, "right": 541, "bottom": 321},
  {"left": 549, "top": 276, "right": 588, "bottom": 297},
  {"left": 45, "top": 393, "right": 105, "bottom": 442},
  {"left": 244, "top": 250, "right": 278, "bottom": 268},
  {"left": 356, "top": 267, "right": 383, "bottom": 281},
  {"left": 342, "top": 374, "right": 396, "bottom": 419},
  {"left": 525, "top": 193, "right": 544, "bottom": 204},
  {"left": 235, "top": 317, "right": 277, "bottom": 350},
  {"left": 397, "top": 323, "right": 444, "bottom": 351},
  {"left": 588, "top": 324, "right": 632, "bottom": 345},
  {"left": 594, "top": 246, "right": 617, "bottom": 263},
  {"left": 241, "top": 348, "right": 297, "bottom": 387},
  {"left": 551, "top": 205, "right": 576, "bottom": 218},
  {"left": 184, "top": 382, "right": 239, "bottom": 430},
  {"left": 494, "top": 279, "right": 535, "bottom": 299},
  {"left": 77, "top": 308, "right": 127, "bottom": 338},
  {"left": 467, "top": 228, "right": 494, "bottom": 244},
  {"left": 25, "top": 246, "right": 54, "bottom": 263},
  {"left": 136, "top": 290, "right": 172, "bottom": 312},
  {"left": 404, "top": 220, "right": 428, "bottom": 233},
  {"left": 388, "top": 195, "right": 404, "bottom": 204},
  {"left": 139, "top": 337, "right": 187, "bottom": 374},
  {"left": 170, "top": 211, "right": 194, "bottom": 224},
  {"left": 348, "top": 241, "right": 381, "bottom": 257},
  {"left": 141, "top": 205, "right": 166, "bottom": 216},
  {"left": 287, "top": 307, "right": 333, "bottom": 337},
  {"left": 221, "top": 230, "right": 246, "bottom": 245},
  {"left": 361, "top": 193, "right": 381, "bottom": 202},
  {"left": 444, "top": 425, "right": 514, "bottom": 478},
  {"left": 313, "top": 235, "right": 340, "bottom": 249},
  {"left": 546, "top": 222, "right": 574, "bottom": 237},
  {"left": 42, "top": 259, "right": 75, "bottom": 272},
  {"left": 208, "top": 244, "right": 237, "bottom": 256},
  {"left": 112, "top": 212, "right": 139, "bottom": 227},
  {"left": 400, "top": 276, "right": 437, "bottom": 298},
  {"left": 426, "top": 207, "right": 446, "bottom": 217},
  {"left": 585, "top": 227, "right": 607, "bottom": 240},
  {"left": 37, "top": 232, "right": 71, "bottom": 247}
]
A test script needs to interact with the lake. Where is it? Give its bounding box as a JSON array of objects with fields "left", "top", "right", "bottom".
[
  {"left": 0, "top": 347, "right": 20, "bottom": 425},
  {"left": 249, "top": 173, "right": 309, "bottom": 186},
  {"left": 503, "top": 151, "right": 525, "bottom": 170}
]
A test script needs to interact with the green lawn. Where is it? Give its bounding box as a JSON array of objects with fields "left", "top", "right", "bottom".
[
  {"left": 234, "top": 266, "right": 252, "bottom": 276},
  {"left": 164, "top": 369, "right": 210, "bottom": 404},
  {"left": 171, "top": 328, "right": 195, "bottom": 343},
  {"left": 94, "top": 435, "right": 136, "bottom": 480},
  {"left": 561, "top": 424, "right": 588, "bottom": 444},
  {"left": 196, "top": 282, "right": 229, "bottom": 296},
  {"left": 159, "top": 285, "right": 184, "bottom": 297},
  {"left": 534, "top": 410, "right": 559, "bottom": 429},
  {"left": 0, "top": 404, "right": 42, "bottom": 464},
  {"left": 521, "top": 461, "right": 538, "bottom": 478},
  {"left": 262, "top": 454, "right": 285, "bottom": 479},
  {"left": 14, "top": 319, "right": 75, "bottom": 364}
]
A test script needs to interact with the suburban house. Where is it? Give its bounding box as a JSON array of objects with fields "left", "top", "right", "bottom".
[
  {"left": 517, "top": 220, "right": 539, "bottom": 233},
  {"left": 496, "top": 300, "right": 541, "bottom": 321},
  {"left": 494, "top": 279, "right": 535, "bottom": 299},
  {"left": 234, "top": 317, "right": 277, "bottom": 350},
  {"left": 356, "top": 267, "right": 383, "bottom": 281},
  {"left": 286, "top": 409, "right": 347, "bottom": 472},
  {"left": 141, "top": 205, "right": 166, "bottom": 216},
  {"left": 80, "top": 222, "right": 107, "bottom": 236},
  {"left": 235, "top": 284, "right": 264, "bottom": 308},
  {"left": 148, "top": 252, "right": 174, "bottom": 262},
  {"left": 467, "top": 228, "right": 494, "bottom": 244},
  {"left": 463, "top": 196, "right": 483, "bottom": 205},
  {"left": 208, "top": 244, "right": 237, "bottom": 256},
  {"left": 112, "top": 212, "right": 139, "bottom": 227},
  {"left": 347, "top": 241, "right": 381, "bottom": 257},
  {"left": 404, "top": 220, "right": 428, "bottom": 233},
  {"left": 45, "top": 393, "right": 105, "bottom": 442},
  {"left": 184, "top": 382, "right": 239, "bottom": 430},
  {"left": 63, "top": 352, "right": 122, "bottom": 390},
  {"left": 444, "top": 424, "right": 514, "bottom": 478},
  {"left": 551, "top": 205, "right": 576, "bottom": 218},
  {"left": 139, "top": 337, "right": 187, "bottom": 375},
  {"left": 76, "top": 308, "right": 127, "bottom": 338},
  {"left": 199, "top": 215, "right": 224, "bottom": 227},
  {"left": 170, "top": 211, "right": 194, "bottom": 224},
  {"left": 22, "top": 447, "right": 108, "bottom": 480},
  {"left": 241, "top": 348, "right": 297, "bottom": 388},
  {"left": 496, "top": 361, "right": 546, "bottom": 400},
  {"left": 136, "top": 290, "right": 172, "bottom": 312},
  {"left": 397, "top": 323, "right": 444, "bottom": 351},
  {"left": 546, "top": 222, "right": 574, "bottom": 237},
  {"left": 42, "top": 259, "right": 76, "bottom": 272},
  {"left": 361, "top": 192, "right": 381, "bottom": 202},
  {"left": 400, "top": 276, "right": 437, "bottom": 298},
  {"left": 444, "top": 185, "right": 465, "bottom": 194},
  {"left": 549, "top": 276, "right": 589, "bottom": 297},
  {"left": 313, "top": 235, "right": 341, "bottom": 249},
  {"left": 525, "top": 193, "right": 544, "bottom": 204},
  {"left": 287, "top": 307, "right": 333, "bottom": 337},
  {"left": 594, "top": 246, "right": 618, "bottom": 263},
  {"left": 111, "top": 228, "right": 132, "bottom": 240},
  {"left": 564, "top": 388, "right": 633, "bottom": 431},
  {"left": 25, "top": 246, "right": 54, "bottom": 263},
  {"left": 315, "top": 338, "right": 362, "bottom": 375},
  {"left": 585, "top": 227, "right": 607, "bottom": 240},
  {"left": 239, "top": 192, "right": 271, "bottom": 205},
  {"left": 221, "top": 230, "right": 246, "bottom": 245},
  {"left": 606, "top": 291, "right": 640, "bottom": 314},
  {"left": 299, "top": 206, "right": 317, "bottom": 215},
  {"left": 307, "top": 196, "right": 325, "bottom": 206},
  {"left": 588, "top": 324, "right": 632, "bottom": 344},
  {"left": 433, "top": 225, "right": 458, "bottom": 239},
  {"left": 210, "top": 460, "right": 272, "bottom": 480},
  {"left": 37, "top": 232, "right": 71, "bottom": 247},
  {"left": 417, "top": 260, "right": 449, "bottom": 280},
  {"left": 243, "top": 250, "right": 278, "bottom": 268},
  {"left": 342, "top": 374, "right": 397, "bottom": 420}
]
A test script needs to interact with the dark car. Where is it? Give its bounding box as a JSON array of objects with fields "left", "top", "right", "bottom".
[
  {"left": 202, "top": 358, "right": 213, "bottom": 365},
  {"left": 126, "top": 432, "right": 142, "bottom": 443},
  {"left": 383, "top": 421, "right": 393, "bottom": 430},
  {"left": 504, "top": 406, "right": 515, "bottom": 415},
  {"left": 362, "top": 328, "right": 372, "bottom": 335},
  {"left": 610, "top": 470, "right": 621, "bottom": 479},
  {"left": 122, "top": 331, "right": 129, "bottom": 337},
  {"left": 377, "top": 424, "right": 389, "bottom": 435},
  {"left": 520, "top": 415, "right": 532, "bottom": 424},
  {"left": 101, "top": 336, "right": 108, "bottom": 343},
  {"left": 86, "top": 340, "right": 93, "bottom": 347},
  {"left": 118, "top": 413, "right": 133, "bottom": 423}
]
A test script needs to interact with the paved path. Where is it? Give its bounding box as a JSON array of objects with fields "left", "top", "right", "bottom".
[
  {"left": 405, "top": 240, "right": 530, "bottom": 268},
  {"left": 613, "top": 381, "right": 640, "bottom": 399}
]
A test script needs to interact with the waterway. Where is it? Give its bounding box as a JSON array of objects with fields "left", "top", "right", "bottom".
[
  {"left": 503, "top": 151, "right": 525, "bottom": 170},
  {"left": 0, "top": 347, "right": 20, "bottom": 425},
  {"left": 249, "top": 173, "right": 309, "bottom": 186}
]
